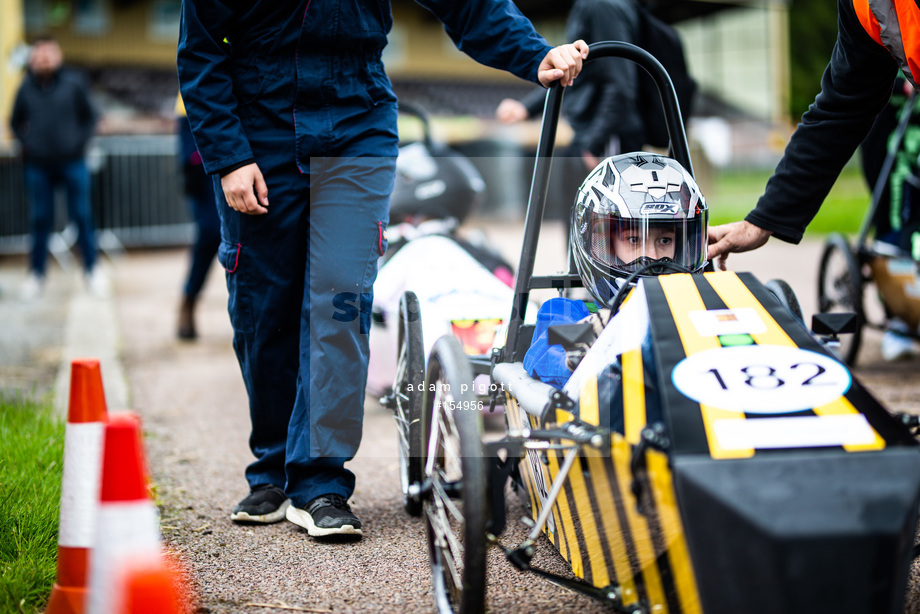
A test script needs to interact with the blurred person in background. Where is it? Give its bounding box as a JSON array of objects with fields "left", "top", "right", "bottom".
[
  {"left": 10, "top": 34, "right": 102, "bottom": 300},
  {"left": 496, "top": 0, "right": 643, "bottom": 166},
  {"left": 175, "top": 94, "right": 221, "bottom": 341},
  {"left": 708, "top": 1, "right": 920, "bottom": 271},
  {"left": 495, "top": 0, "right": 643, "bottom": 252},
  {"left": 857, "top": 77, "right": 920, "bottom": 360},
  {"left": 178, "top": 0, "right": 588, "bottom": 539}
]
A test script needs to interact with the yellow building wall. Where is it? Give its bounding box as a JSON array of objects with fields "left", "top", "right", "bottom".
[
  {"left": 26, "top": 1, "right": 556, "bottom": 81},
  {"left": 36, "top": 2, "right": 180, "bottom": 68},
  {"left": 0, "top": 0, "right": 25, "bottom": 145}
]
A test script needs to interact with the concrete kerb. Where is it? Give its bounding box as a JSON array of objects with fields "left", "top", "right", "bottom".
[{"left": 53, "top": 260, "right": 130, "bottom": 416}]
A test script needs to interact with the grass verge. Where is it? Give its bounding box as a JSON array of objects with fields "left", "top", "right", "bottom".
[
  {"left": 708, "top": 164, "right": 872, "bottom": 237},
  {"left": 0, "top": 395, "right": 64, "bottom": 614}
]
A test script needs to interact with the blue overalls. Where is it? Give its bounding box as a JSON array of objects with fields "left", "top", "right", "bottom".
[{"left": 178, "top": 0, "right": 552, "bottom": 508}]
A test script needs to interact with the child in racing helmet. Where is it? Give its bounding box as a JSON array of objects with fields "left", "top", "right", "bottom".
[
  {"left": 525, "top": 152, "right": 709, "bottom": 388},
  {"left": 571, "top": 152, "right": 709, "bottom": 306}
]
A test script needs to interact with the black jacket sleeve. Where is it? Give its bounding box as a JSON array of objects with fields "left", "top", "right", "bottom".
[
  {"left": 73, "top": 71, "right": 98, "bottom": 154},
  {"left": 10, "top": 86, "right": 26, "bottom": 145},
  {"left": 511, "top": 0, "right": 641, "bottom": 156},
  {"left": 567, "top": 0, "right": 640, "bottom": 157},
  {"left": 520, "top": 86, "right": 547, "bottom": 119},
  {"left": 746, "top": 0, "right": 899, "bottom": 244}
]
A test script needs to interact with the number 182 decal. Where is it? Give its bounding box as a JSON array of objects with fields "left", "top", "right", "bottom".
[{"left": 671, "top": 345, "right": 851, "bottom": 414}]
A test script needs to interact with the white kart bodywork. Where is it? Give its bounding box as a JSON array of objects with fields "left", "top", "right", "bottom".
[{"left": 368, "top": 231, "right": 535, "bottom": 397}]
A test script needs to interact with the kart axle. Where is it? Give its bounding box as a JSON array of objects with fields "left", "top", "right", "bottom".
[{"left": 407, "top": 478, "right": 462, "bottom": 503}]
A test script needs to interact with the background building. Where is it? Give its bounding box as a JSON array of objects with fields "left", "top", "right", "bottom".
[
  {"left": 1, "top": 0, "right": 790, "bottom": 142},
  {"left": 0, "top": 0, "right": 792, "bottom": 252}
]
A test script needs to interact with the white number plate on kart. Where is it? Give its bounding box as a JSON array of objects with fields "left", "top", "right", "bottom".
[
  {"left": 671, "top": 345, "right": 851, "bottom": 414},
  {"left": 711, "top": 414, "right": 877, "bottom": 450}
]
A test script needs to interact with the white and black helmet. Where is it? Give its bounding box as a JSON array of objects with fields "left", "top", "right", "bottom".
[
  {"left": 389, "top": 142, "right": 485, "bottom": 225},
  {"left": 571, "top": 153, "right": 708, "bottom": 307}
]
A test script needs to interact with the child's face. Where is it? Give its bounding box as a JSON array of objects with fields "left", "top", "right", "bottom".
[{"left": 599, "top": 223, "right": 676, "bottom": 264}]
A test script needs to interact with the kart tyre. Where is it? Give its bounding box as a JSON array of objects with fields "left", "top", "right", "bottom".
[
  {"left": 396, "top": 291, "right": 425, "bottom": 516},
  {"left": 817, "top": 233, "right": 864, "bottom": 366},
  {"left": 765, "top": 278, "right": 804, "bottom": 325},
  {"left": 422, "top": 335, "right": 488, "bottom": 614}
]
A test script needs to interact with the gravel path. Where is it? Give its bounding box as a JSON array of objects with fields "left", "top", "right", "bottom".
[
  {"left": 5, "top": 220, "right": 916, "bottom": 613},
  {"left": 113, "top": 240, "right": 610, "bottom": 614}
]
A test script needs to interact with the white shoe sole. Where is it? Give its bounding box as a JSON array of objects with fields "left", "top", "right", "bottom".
[
  {"left": 286, "top": 505, "right": 363, "bottom": 536},
  {"left": 230, "top": 498, "right": 291, "bottom": 524}
]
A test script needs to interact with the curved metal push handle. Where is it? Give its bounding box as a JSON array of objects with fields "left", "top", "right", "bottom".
[
  {"left": 505, "top": 41, "right": 693, "bottom": 360},
  {"left": 538, "top": 41, "right": 693, "bottom": 174}
]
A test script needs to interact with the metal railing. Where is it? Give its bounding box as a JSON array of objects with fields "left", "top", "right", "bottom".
[{"left": 0, "top": 135, "right": 193, "bottom": 258}]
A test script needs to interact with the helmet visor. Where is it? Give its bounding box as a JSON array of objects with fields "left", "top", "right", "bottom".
[{"left": 587, "top": 212, "right": 707, "bottom": 275}]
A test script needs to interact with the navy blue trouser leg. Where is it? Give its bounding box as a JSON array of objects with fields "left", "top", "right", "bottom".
[
  {"left": 24, "top": 162, "right": 54, "bottom": 276},
  {"left": 25, "top": 159, "right": 97, "bottom": 275},
  {"left": 215, "top": 83, "right": 397, "bottom": 507},
  {"left": 180, "top": 115, "right": 221, "bottom": 299},
  {"left": 183, "top": 185, "right": 221, "bottom": 299},
  {"left": 61, "top": 159, "right": 97, "bottom": 273},
  {"left": 216, "top": 159, "right": 307, "bottom": 492},
  {"left": 284, "top": 155, "right": 394, "bottom": 505}
]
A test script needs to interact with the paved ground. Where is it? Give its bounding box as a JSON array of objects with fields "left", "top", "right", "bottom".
[{"left": 3, "top": 222, "right": 920, "bottom": 613}]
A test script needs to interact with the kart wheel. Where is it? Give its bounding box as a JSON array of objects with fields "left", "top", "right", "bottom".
[
  {"left": 817, "top": 233, "right": 864, "bottom": 366},
  {"left": 395, "top": 291, "right": 425, "bottom": 516},
  {"left": 422, "top": 336, "right": 488, "bottom": 614},
  {"left": 765, "top": 278, "right": 804, "bottom": 325}
]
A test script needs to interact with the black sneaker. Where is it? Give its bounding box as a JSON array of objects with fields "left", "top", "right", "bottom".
[
  {"left": 230, "top": 484, "right": 290, "bottom": 524},
  {"left": 286, "top": 494, "right": 363, "bottom": 537}
]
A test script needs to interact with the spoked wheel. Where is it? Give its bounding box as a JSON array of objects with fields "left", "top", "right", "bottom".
[
  {"left": 422, "top": 335, "right": 488, "bottom": 614},
  {"left": 817, "top": 233, "right": 864, "bottom": 366},
  {"left": 394, "top": 291, "right": 425, "bottom": 516},
  {"left": 765, "top": 278, "right": 804, "bottom": 325}
]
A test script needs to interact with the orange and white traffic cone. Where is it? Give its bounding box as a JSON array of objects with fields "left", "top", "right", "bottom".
[
  {"left": 46, "top": 359, "right": 109, "bottom": 614},
  {"left": 87, "top": 412, "right": 161, "bottom": 614},
  {"left": 119, "top": 554, "right": 193, "bottom": 614}
]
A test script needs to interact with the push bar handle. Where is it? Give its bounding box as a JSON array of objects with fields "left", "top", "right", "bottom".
[{"left": 540, "top": 41, "right": 693, "bottom": 174}]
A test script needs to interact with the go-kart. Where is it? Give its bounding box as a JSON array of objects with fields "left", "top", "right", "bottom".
[
  {"left": 818, "top": 89, "right": 920, "bottom": 366},
  {"left": 395, "top": 42, "right": 920, "bottom": 614},
  {"left": 370, "top": 102, "right": 538, "bottom": 514},
  {"left": 369, "top": 100, "right": 518, "bottom": 403}
]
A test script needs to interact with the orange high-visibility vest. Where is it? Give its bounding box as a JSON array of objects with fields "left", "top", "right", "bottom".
[{"left": 853, "top": 0, "right": 920, "bottom": 86}]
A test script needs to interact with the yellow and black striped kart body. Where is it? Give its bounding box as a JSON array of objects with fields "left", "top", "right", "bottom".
[{"left": 502, "top": 270, "right": 920, "bottom": 614}]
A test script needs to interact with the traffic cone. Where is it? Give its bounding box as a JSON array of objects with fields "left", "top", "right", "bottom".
[
  {"left": 46, "top": 359, "right": 109, "bottom": 614},
  {"left": 87, "top": 412, "right": 161, "bottom": 614},
  {"left": 119, "top": 554, "right": 192, "bottom": 614}
]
